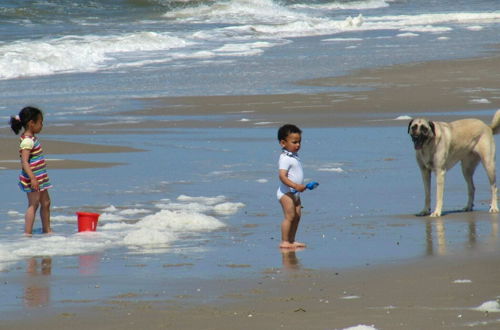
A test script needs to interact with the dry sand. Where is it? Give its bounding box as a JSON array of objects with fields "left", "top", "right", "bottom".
[{"left": 2, "top": 53, "right": 500, "bottom": 329}]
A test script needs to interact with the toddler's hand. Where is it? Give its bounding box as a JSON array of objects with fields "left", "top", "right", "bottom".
[{"left": 292, "top": 184, "right": 306, "bottom": 193}]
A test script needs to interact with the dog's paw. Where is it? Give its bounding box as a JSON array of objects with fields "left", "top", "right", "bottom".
[
  {"left": 489, "top": 206, "right": 499, "bottom": 213},
  {"left": 416, "top": 209, "right": 431, "bottom": 217},
  {"left": 430, "top": 210, "right": 442, "bottom": 217}
]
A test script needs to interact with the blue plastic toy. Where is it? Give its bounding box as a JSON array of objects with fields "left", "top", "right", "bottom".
[
  {"left": 291, "top": 181, "right": 319, "bottom": 193},
  {"left": 306, "top": 181, "right": 319, "bottom": 190}
]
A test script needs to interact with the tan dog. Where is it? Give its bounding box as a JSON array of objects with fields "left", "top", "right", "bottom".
[{"left": 408, "top": 110, "right": 500, "bottom": 217}]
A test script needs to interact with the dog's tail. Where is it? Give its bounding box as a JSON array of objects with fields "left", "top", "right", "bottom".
[{"left": 491, "top": 109, "right": 500, "bottom": 135}]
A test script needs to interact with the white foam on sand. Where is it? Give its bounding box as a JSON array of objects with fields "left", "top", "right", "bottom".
[
  {"left": 453, "top": 279, "right": 472, "bottom": 284},
  {"left": 318, "top": 167, "right": 345, "bottom": 173},
  {"left": 343, "top": 325, "right": 378, "bottom": 330},
  {"left": 469, "top": 98, "right": 491, "bottom": 104},
  {"left": 0, "top": 194, "right": 244, "bottom": 270},
  {"left": 397, "top": 32, "right": 419, "bottom": 37},
  {"left": 467, "top": 25, "right": 484, "bottom": 31},
  {"left": 475, "top": 300, "right": 500, "bottom": 313},
  {"left": 322, "top": 37, "right": 364, "bottom": 42}
]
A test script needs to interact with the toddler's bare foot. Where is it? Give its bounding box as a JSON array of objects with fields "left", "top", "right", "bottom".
[
  {"left": 280, "top": 241, "right": 296, "bottom": 249},
  {"left": 292, "top": 241, "right": 306, "bottom": 248}
]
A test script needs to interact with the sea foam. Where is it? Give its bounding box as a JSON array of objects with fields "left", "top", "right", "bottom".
[{"left": 0, "top": 194, "right": 243, "bottom": 270}]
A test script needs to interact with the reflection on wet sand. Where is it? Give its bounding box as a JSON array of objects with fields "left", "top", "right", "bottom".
[
  {"left": 281, "top": 248, "right": 302, "bottom": 270},
  {"left": 425, "top": 214, "right": 499, "bottom": 256},
  {"left": 24, "top": 257, "right": 51, "bottom": 308},
  {"left": 79, "top": 254, "right": 102, "bottom": 275}
]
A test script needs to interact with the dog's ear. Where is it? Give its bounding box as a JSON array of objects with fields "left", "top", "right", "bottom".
[
  {"left": 407, "top": 119, "right": 414, "bottom": 134},
  {"left": 429, "top": 121, "right": 435, "bottom": 136}
]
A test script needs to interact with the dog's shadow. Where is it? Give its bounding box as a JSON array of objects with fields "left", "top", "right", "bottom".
[
  {"left": 416, "top": 208, "right": 497, "bottom": 218},
  {"left": 415, "top": 209, "right": 465, "bottom": 217}
]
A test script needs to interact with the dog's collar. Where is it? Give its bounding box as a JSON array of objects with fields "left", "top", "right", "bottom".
[{"left": 282, "top": 148, "right": 299, "bottom": 159}]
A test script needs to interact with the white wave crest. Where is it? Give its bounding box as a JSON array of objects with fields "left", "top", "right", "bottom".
[{"left": 0, "top": 32, "right": 189, "bottom": 80}]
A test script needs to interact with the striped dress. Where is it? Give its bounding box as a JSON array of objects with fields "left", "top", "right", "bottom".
[{"left": 18, "top": 135, "right": 52, "bottom": 192}]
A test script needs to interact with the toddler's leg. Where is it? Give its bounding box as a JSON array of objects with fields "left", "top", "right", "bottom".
[
  {"left": 40, "top": 190, "right": 52, "bottom": 234},
  {"left": 279, "top": 194, "right": 301, "bottom": 248},
  {"left": 290, "top": 200, "right": 305, "bottom": 247},
  {"left": 25, "top": 192, "right": 41, "bottom": 235}
]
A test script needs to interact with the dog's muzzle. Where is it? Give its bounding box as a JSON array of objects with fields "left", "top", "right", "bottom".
[{"left": 411, "top": 134, "right": 427, "bottom": 150}]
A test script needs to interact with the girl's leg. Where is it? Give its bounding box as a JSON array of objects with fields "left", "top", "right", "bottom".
[
  {"left": 25, "top": 192, "right": 41, "bottom": 235},
  {"left": 279, "top": 194, "right": 299, "bottom": 248},
  {"left": 39, "top": 190, "right": 52, "bottom": 233}
]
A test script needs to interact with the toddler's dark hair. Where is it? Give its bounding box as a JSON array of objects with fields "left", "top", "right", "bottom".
[
  {"left": 277, "top": 124, "right": 302, "bottom": 141},
  {"left": 10, "top": 106, "right": 43, "bottom": 135}
]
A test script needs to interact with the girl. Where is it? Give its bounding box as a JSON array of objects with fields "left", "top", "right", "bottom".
[{"left": 10, "top": 106, "right": 53, "bottom": 235}]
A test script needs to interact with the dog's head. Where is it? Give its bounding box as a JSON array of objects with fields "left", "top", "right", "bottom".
[{"left": 408, "top": 118, "right": 435, "bottom": 150}]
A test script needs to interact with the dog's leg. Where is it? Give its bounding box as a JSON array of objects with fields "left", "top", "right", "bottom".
[
  {"left": 477, "top": 137, "right": 498, "bottom": 213},
  {"left": 482, "top": 156, "right": 498, "bottom": 213},
  {"left": 418, "top": 167, "right": 431, "bottom": 216},
  {"left": 461, "top": 156, "right": 479, "bottom": 212},
  {"left": 431, "top": 169, "right": 446, "bottom": 217}
]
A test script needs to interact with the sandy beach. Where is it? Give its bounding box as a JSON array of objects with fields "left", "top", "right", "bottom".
[
  {"left": 1, "top": 51, "right": 500, "bottom": 329},
  {"left": 4, "top": 251, "right": 500, "bottom": 330},
  {"left": 0, "top": 138, "right": 143, "bottom": 170}
]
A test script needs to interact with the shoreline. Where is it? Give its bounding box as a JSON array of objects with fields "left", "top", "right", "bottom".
[{"left": 0, "top": 52, "right": 497, "bottom": 140}]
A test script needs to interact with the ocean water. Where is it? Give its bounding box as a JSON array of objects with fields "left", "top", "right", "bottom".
[
  {"left": 1, "top": 0, "right": 500, "bottom": 315},
  {"left": 0, "top": 0, "right": 499, "bottom": 114}
]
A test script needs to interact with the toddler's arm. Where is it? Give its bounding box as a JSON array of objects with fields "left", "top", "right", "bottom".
[{"left": 279, "top": 169, "right": 306, "bottom": 192}]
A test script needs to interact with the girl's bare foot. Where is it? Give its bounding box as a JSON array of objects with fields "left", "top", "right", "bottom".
[{"left": 292, "top": 241, "right": 306, "bottom": 248}]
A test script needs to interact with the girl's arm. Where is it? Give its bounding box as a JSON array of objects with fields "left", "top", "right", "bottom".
[
  {"left": 20, "top": 149, "right": 39, "bottom": 191},
  {"left": 279, "top": 169, "right": 306, "bottom": 192}
]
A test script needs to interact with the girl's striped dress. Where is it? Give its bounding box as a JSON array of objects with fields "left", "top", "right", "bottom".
[{"left": 18, "top": 135, "right": 52, "bottom": 192}]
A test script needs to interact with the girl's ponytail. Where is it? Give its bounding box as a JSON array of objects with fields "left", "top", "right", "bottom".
[{"left": 10, "top": 115, "right": 23, "bottom": 135}]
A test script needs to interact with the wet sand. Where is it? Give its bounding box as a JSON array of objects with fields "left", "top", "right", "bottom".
[
  {"left": 2, "top": 53, "right": 500, "bottom": 329},
  {"left": 0, "top": 138, "right": 143, "bottom": 169},
  {"left": 4, "top": 250, "right": 500, "bottom": 329},
  {"left": 120, "top": 53, "right": 500, "bottom": 128}
]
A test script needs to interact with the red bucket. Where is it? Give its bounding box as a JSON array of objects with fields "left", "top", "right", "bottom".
[{"left": 76, "top": 212, "right": 100, "bottom": 232}]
